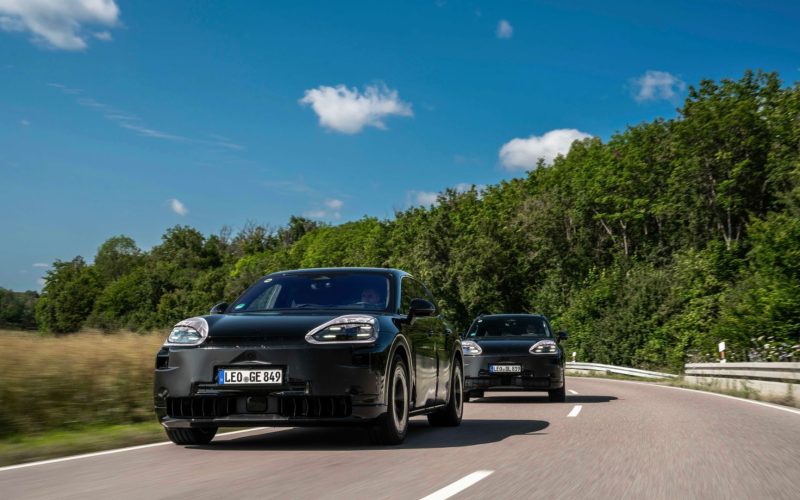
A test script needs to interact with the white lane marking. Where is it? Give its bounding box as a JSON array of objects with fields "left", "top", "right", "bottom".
[
  {"left": 420, "top": 470, "right": 494, "bottom": 500},
  {"left": 568, "top": 389, "right": 579, "bottom": 395},
  {"left": 0, "top": 427, "right": 268, "bottom": 473},
  {"left": 567, "top": 405, "right": 583, "bottom": 417},
  {"left": 590, "top": 378, "right": 800, "bottom": 416}
]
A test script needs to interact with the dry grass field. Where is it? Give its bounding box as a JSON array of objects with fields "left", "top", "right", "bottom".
[{"left": 0, "top": 330, "right": 165, "bottom": 437}]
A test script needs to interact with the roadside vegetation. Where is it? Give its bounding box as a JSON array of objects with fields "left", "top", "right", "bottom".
[
  {"left": 7, "top": 70, "right": 800, "bottom": 375},
  {"left": 0, "top": 330, "right": 162, "bottom": 437}
]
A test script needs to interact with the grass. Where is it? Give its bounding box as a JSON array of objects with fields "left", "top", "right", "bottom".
[
  {"left": 0, "top": 329, "right": 164, "bottom": 436},
  {"left": 0, "top": 422, "right": 166, "bottom": 467}
]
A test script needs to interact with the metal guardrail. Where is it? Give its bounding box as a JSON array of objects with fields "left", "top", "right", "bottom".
[
  {"left": 566, "top": 362, "right": 677, "bottom": 379},
  {"left": 684, "top": 362, "right": 800, "bottom": 382}
]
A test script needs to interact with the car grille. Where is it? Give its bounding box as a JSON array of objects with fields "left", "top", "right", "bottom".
[
  {"left": 165, "top": 395, "right": 352, "bottom": 419},
  {"left": 167, "top": 397, "right": 237, "bottom": 418},
  {"left": 278, "top": 395, "right": 351, "bottom": 418}
]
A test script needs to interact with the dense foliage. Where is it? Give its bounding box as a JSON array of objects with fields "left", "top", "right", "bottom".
[
  {"left": 0, "top": 288, "right": 38, "bottom": 329},
  {"left": 24, "top": 71, "right": 800, "bottom": 370}
]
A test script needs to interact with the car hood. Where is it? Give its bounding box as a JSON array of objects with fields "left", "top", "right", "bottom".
[
  {"left": 203, "top": 312, "right": 344, "bottom": 340},
  {"left": 469, "top": 337, "right": 553, "bottom": 355}
]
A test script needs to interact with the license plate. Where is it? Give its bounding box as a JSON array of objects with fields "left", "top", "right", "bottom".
[
  {"left": 490, "top": 365, "right": 522, "bottom": 373},
  {"left": 218, "top": 368, "right": 283, "bottom": 385}
]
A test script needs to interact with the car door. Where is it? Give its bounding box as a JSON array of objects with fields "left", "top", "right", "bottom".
[
  {"left": 419, "top": 283, "right": 451, "bottom": 404},
  {"left": 400, "top": 277, "right": 438, "bottom": 409}
]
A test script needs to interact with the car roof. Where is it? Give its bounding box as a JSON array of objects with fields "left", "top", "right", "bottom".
[
  {"left": 267, "top": 267, "right": 409, "bottom": 278},
  {"left": 476, "top": 313, "right": 546, "bottom": 320}
]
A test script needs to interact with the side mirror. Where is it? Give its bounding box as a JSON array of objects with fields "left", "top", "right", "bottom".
[
  {"left": 408, "top": 298, "right": 436, "bottom": 319},
  {"left": 210, "top": 302, "right": 229, "bottom": 314},
  {"left": 557, "top": 331, "right": 569, "bottom": 341}
]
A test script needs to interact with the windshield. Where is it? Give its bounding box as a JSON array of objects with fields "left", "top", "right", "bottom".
[
  {"left": 466, "top": 316, "right": 551, "bottom": 338},
  {"left": 231, "top": 273, "right": 391, "bottom": 312}
]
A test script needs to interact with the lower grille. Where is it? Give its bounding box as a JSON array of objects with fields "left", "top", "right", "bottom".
[
  {"left": 165, "top": 395, "right": 352, "bottom": 419},
  {"left": 278, "top": 396, "right": 351, "bottom": 418},
  {"left": 167, "top": 397, "right": 236, "bottom": 418}
]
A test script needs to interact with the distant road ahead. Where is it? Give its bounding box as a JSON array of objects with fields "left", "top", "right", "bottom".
[{"left": 3, "top": 378, "right": 799, "bottom": 499}]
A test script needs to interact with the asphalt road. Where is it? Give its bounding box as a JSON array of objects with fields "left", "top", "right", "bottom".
[{"left": 3, "top": 377, "right": 799, "bottom": 499}]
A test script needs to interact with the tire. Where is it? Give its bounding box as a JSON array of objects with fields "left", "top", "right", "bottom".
[
  {"left": 427, "top": 361, "right": 464, "bottom": 427},
  {"left": 548, "top": 384, "right": 566, "bottom": 403},
  {"left": 165, "top": 427, "right": 217, "bottom": 445},
  {"left": 369, "top": 356, "right": 409, "bottom": 445}
]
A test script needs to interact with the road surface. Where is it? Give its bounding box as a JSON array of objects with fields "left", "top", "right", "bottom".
[{"left": 2, "top": 377, "right": 799, "bottom": 499}]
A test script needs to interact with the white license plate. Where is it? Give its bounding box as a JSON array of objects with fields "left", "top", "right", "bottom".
[
  {"left": 218, "top": 368, "right": 283, "bottom": 385},
  {"left": 490, "top": 365, "right": 522, "bottom": 373}
]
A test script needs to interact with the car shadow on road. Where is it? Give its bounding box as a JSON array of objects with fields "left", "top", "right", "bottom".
[
  {"left": 191, "top": 418, "right": 549, "bottom": 451},
  {"left": 471, "top": 394, "right": 617, "bottom": 404}
]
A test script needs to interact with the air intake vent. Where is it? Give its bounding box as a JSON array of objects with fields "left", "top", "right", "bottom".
[
  {"left": 278, "top": 396, "right": 351, "bottom": 418},
  {"left": 166, "top": 397, "right": 236, "bottom": 418}
]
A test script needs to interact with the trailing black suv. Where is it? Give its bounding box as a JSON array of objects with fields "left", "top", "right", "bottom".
[{"left": 461, "top": 314, "right": 567, "bottom": 402}]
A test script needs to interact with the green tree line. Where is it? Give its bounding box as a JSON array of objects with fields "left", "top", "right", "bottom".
[{"left": 27, "top": 70, "right": 800, "bottom": 370}]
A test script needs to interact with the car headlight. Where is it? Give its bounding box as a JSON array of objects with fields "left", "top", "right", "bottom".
[
  {"left": 530, "top": 339, "right": 558, "bottom": 354},
  {"left": 462, "top": 340, "right": 483, "bottom": 356},
  {"left": 306, "top": 315, "right": 378, "bottom": 344},
  {"left": 165, "top": 317, "right": 209, "bottom": 346}
]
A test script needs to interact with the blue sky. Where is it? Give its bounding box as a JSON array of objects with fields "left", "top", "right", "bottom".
[{"left": 2, "top": 0, "right": 799, "bottom": 291}]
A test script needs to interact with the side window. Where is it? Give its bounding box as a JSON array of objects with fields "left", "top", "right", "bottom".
[{"left": 400, "top": 277, "right": 432, "bottom": 315}]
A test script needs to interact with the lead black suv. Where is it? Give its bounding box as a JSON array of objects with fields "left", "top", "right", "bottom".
[{"left": 154, "top": 268, "right": 464, "bottom": 445}]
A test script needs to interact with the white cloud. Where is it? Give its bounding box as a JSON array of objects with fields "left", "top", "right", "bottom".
[
  {"left": 0, "top": 0, "right": 120, "bottom": 51},
  {"left": 169, "top": 198, "right": 188, "bottom": 216},
  {"left": 499, "top": 128, "right": 592, "bottom": 170},
  {"left": 454, "top": 183, "right": 486, "bottom": 193},
  {"left": 37, "top": 277, "right": 46, "bottom": 286},
  {"left": 93, "top": 30, "right": 111, "bottom": 41},
  {"left": 324, "top": 198, "right": 343, "bottom": 210},
  {"left": 20, "top": 119, "right": 29, "bottom": 126},
  {"left": 496, "top": 19, "right": 513, "bottom": 39},
  {"left": 300, "top": 83, "right": 413, "bottom": 134},
  {"left": 32, "top": 262, "right": 49, "bottom": 268},
  {"left": 632, "top": 70, "right": 686, "bottom": 103},
  {"left": 411, "top": 191, "right": 439, "bottom": 206},
  {"left": 303, "top": 199, "right": 343, "bottom": 220}
]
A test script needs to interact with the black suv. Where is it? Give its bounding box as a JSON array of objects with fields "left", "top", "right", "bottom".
[
  {"left": 461, "top": 314, "right": 567, "bottom": 402},
  {"left": 154, "top": 268, "right": 464, "bottom": 445}
]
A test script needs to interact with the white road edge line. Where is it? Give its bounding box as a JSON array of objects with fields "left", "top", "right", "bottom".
[
  {"left": 0, "top": 427, "right": 268, "bottom": 473},
  {"left": 568, "top": 389, "right": 579, "bottom": 395},
  {"left": 591, "top": 378, "right": 800, "bottom": 416},
  {"left": 567, "top": 405, "right": 583, "bottom": 417},
  {"left": 420, "top": 470, "right": 494, "bottom": 500}
]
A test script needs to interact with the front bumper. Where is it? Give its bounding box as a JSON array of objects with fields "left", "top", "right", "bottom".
[
  {"left": 154, "top": 342, "right": 389, "bottom": 428},
  {"left": 463, "top": 353, "right": 564, "bottom": 392}
]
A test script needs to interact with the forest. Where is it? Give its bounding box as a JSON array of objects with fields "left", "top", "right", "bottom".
[{"left": 10, "top": 70, "right": 800, "bottom": 371}]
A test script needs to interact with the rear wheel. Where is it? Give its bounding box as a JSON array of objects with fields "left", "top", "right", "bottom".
[
  {"left": 369, "top": 356, "right": 409, "bottom": 445},
  {"left": 548, "top": 384, "right": 566, "bottom": 402},
  {"left": 165, "top": 427, "right": 217, "bottom": 445},
  {"left": 427, "top": 361, "right": 464, "bottom": 427}
]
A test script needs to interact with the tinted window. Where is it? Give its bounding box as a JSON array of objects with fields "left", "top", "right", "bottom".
[
  {"left": 400, "top": 277, "right": 434, "bottom": 315},
  {"left": 232, "top": 273, "right": 390, "bottom": 312},
  {"left": 466, "top": 316, "right": 552, "bottom": 338}
]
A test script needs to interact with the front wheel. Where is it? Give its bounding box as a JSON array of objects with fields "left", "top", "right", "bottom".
[
  {"left": 427, "top": 361, "right": 463, "bottom": 427},
  {"left": 369, "top": 356, "right": 409, "bottom": 445},
  {"left": 165, "top": 427, "right": 217, "bottom": 445},
  {"left": 548, "top": 384, "right": 566, "bottom": 402}
]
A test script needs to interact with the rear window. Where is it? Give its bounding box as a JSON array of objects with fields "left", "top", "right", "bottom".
[{"left": 466, "top": 316, "right": 551, "bottom": 338}]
